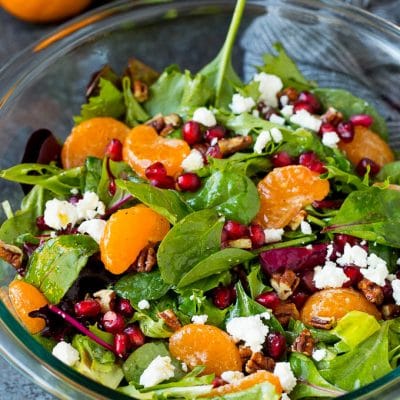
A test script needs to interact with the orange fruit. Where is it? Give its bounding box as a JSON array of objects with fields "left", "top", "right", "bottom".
[
  {"left": 254, "top": 165, "right": 330, "bottom": 229},
  {"left": 8, "top": 280, "right": 49, "bottom": 334},
  {"left": 1, "top": 0, "right": 91, "bottom": 23},
  {"left": 123, "top": 125, "right": 190, "bottom": 178},
  {"left": 300, "top": 288, "right": 381, "bottom": 327},
  {"left": 201, "top": 370, "right": 282, "bottom": 398},
  {"left": 169, "top": 324, "right": 242, "bottom": 376},
  {"left": 61, "top": 117, "right": 130, "bottom": 169},
  {"left": 338, "top": 125, "right": 395, "bottom": 167},
  {"left": 100, "top": 204, "right": 169, "bottom": 275}
]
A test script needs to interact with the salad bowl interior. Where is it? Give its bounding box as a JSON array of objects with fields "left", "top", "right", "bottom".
[{"left": 1, "top": 0, "right": 400, "bottom": 399}]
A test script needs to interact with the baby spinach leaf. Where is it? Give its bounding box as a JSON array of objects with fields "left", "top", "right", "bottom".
[
  {"left": 117, "top": 180, "right": 192, "bottom": 224},
  {"left": 180, "top": 72, "right": 214, "bottom": 112},
  {"left": 185, "top": 170, "right": 259, "bottom": 225},
  {"left": 377, "top": 161, "right": 400, "bottom": 184},
  {"left": 289, "top": 353, "right": 346, "bottom": 399},
  {"left": 25, "top": 235, "right": 98, "bottom": 303},
  {"left": 178, "top": 271, "right": 232, "bottom": 294},
  {"left": 177, "top": 248, "right": 254, "bottom": 288},
  {"left": 157, "top": 210, "right": 224, "bottom": 285},
  {"left": 83, "top": 157, "right": 102, "bottom": 194},
  {"left": 122, "top": 76, "right": 149, "bottom": 127},
  {"left": 312, "top": 88, "right": 388, "bottom": 138},
  {"left": 114, "top": 270, "right": 171, "bottom": 305},
  {"left": 325, "top": 186, "right": 400, "bottom": 248},
  {"left": 247, "top": 263, "right": 270, "bottom": 299},
  {"left": 322, "top": 165, "right": 368, "bottom": 193},
  {"left": 133, "top": 312, "right": 173, "bottom": 339}
]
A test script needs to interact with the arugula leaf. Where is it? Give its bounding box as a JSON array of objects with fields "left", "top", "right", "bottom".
[
  {"left": 74, "top": 78, "right": 125, "bottom": 125},
  {"left": 247, "top": 263, "right": 270, "bottom": 299},
  {"left": 25, "top": 235, "right": 98, "bottom": 303},
  {"left": 377, "top": 161, "right": 400, "bottom": 184},
  {"left": 122, "top": 76, "right": 149, "bottom": 127},
  {"left": 260, "top": 43, "right": 316, "bottom": 91},
  {"left": 117, "top": 180, "right": 192, "bottom": 225},
  {"left": 157, "top": 210, "right": 224, "bottom": 285}
]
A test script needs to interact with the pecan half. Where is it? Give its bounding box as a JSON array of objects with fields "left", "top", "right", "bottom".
[
  {"left": 291, "top": 329, "right": 315, "bottom": 356},
  {"left": 0, "top": 240, "right": 23, "bottom": 270},
  {"left": 157, "top": 309, "right": 182, "bottom": 331},
  {"left": 134, "top": 245, "right": 156, "bottom": 273},
  {"left": 310, "top": 315, "right": 335, "bottom": 330},
  {"left": 218, "top": 136, "right": 253, "bottom": 157},
  {"left": 358, "top": 278, "right": 384, "bottom": 305},
  {"left": 382, "top": 304, "right": 400, "bottom": 320},
  {"left": 133, "top": 79, "right": 149, "bottom": 102},
  {"left": 273, "top": 303, "right": 300, "bottom": 326},
  {"left": 321, "top": 107, "right": 343, "bottom": 126},
  {"left": 238, "top": 345, "right": 252, "bottom": 365},
  {"left": 270, "top": 270, "right": 300, "bottom": 300},
  {"left": 146, "top": 113, "right": 165, "bottom": 132},
  {"left": 245, "top": 352, "right": 275, "bottom": 374}
]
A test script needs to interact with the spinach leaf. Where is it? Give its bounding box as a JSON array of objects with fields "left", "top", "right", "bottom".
[
  {"left": 247, "top": 263, "right": 270, "bottom": 299},
  {"left": 286, "top": 320, "right": 339, "bottom": 345},
  {"left": 324, "top": 186, "right": 400, "bottom": 248},
  {"left": 289, "top": 353, "right": 346, "bottom": 399},
  {"left": 180, "top": 72, "right": 214, "bottom": 112},
  {"left": 122, "top": 76, "right": 149, "bottom": 127},
  {"left": 260, "top": 43, "right": 316, "bottom": 92},
  {"left": 377, "top": 161, "right": 400, "bottom": 184},
  {"left": 157, "top": 210, "right": 224, "bottom": 285},
  {"left": 114, "top": 270, "right": 171, "bottom": 305},
  {"left": 322, "top": 165, "right": 368, "bottom": 193},
  {"left": 74, "top": 78, "right": 125, "bottom": 125},
  {"left": 312, "top": 88, "right": 388, "bottom": 138},
  {"left": 178, "top": 271, "right": 232, "bottom": 293},
  {"left": 132, "top": 312, "right": 173, "bottom": 339},
  {"left": 83, "top": 157, "right": 102, "bottom": 194},
  {"left": 25, "top": 235, "right": 98, "bottom": 303},
  {"left": 185, "top": 170, "right": 259, "bottom": 224},
  {"left": 117, "top": 180, "right": 192, "bottom": 225}
]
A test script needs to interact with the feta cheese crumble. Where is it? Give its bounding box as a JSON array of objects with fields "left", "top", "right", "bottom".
[
  {"left": 181, "top": 149, "right": 204, "bottom": 172},
  {"left": 280, "top": 95, "right": 289, "bottom": 107},
  {"left": 313, "top": 261, "right": 349, "bottom": 289},
  {"left": 229, "top": 93, "right": 256, "bottom": 114},
  {"left": 52, "top": 341, "right": 80, "bottom": 367},
  {"left": 392, "top": 279, "right": 400, "bottom": 305},
  {"left": 253, "top": 72, "right": 283, "bottom": 107},
  {"left": 281, "top": 105, "right": 294, "bottom": 117},
  {"left": 361, "top": 253, "right": 389, "bottom": 286},
  {"left": 139, "top": 356, "right": 175, "bottom": 388},
  {"left": 254, "top": 130, "right": 272, "bottom": 154},
  {"left": 138, "top": 299, "right": 151, "bottom": 310},
  {"left": 264, "top": 228, "right": 284, "bottom": 244},
  {"left": 77, "top": 219, "right": 106, "bottom": 243},
  {"left": 192, "top": 107, "right": 216, "bottom": 127},
  {"left": 191, "top": 314, "right": 208, "bottom": 324},
  {"left": 270, "top": 127, "right": 283, "bottom": 143},
  {"left": 300, "top": 221, "right": 312, "bottom": 235},
  {"left": 44, "top": 199, "right": 78, "bottom": 230},
  {"left": 269, "top": 114, "right": 285, "bottom": 125},
  {"left": 290, "top": 109, "right": 322, "bottom": 132},
  {"left": 221, "top": 371, "right": 245, "bottom": 384},
  {"left": 273, "top": 362, "right": 297, "bottom": 393},
  {"left": 76, "top": 192, "right": 105, "bottom": 220},
  {"left": 322, "top": 131, "right": 340, "bottom": 149},
  {"left": 312, "top": 348, "right": 327, "bottom": 362},
  {"left": 336, "top": 244, "right": 368, "bottom": 268}
]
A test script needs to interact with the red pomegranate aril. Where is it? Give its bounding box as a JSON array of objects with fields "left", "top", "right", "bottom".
[
  {"left": 383, "top": 281, "right": 394, "bottom": 302},
  {"left": 182, "top": 121, "right": 202, "bottom": 145},
  {"left": 74, "top": 299, "right": 101, "bottom": 318},
  {"left": 212, "top": 377, "right": 226, "bottom": 388},
  {"left": 224, "top": 220, "right": 249, "bottom": 240},
  {"left": 204, "top": 125, "right": 226, "bottom": 143},
  {"left": 293, "top": 100, "right": 315, "bottom": 114},
  {"left": 319, "top": 122, "right": 337, "bottom": 136},
  {"left": 256, "top": 292, "right": 281, "bottom": 310},
  {"left": 337, "top": 121, "right": 354, "bottom": 143},
  {"left": 105, "top": 138, "right": 123, "bottom": 161},
  {"left": 265, "top": 332, "right": 286, "bottom": 360},
  {"left": 298, "top": 91, "right": 320, "bottom": 113},
  {"left": 343, "top": 266, "right": 363, "bottom": 287},
  {"left": 149, "top": 175, "right": 176, "bottom": 189},
  {"left": 249, "top": 224, "right": 265, "bottom": 248},
  {"left": 291, "top": 291, "right": 309, "bottom": 309},
  {"left": 349, "top": 114, "right": 374, "bottom": 128},
  {"left": 271, "top": 151, "right": 294, "bottom": 168},
  {"left": 213, "top": 286, "right": 235, "bottom": 309},
  {"left": 177, "top": 173, "right": 201, "bottom": 192},
  {"left": 124, "top": 324, "right": 146, "bottom": 348},
  {"left": 116, "top": 298, "right": 134, "bottom": 318},
  {"left": 206, "top": 144, "right": 223, "bottom": 159},
  {"left": 36, "top": 216, "right": 50, "bottom": 231},
  {"left": 102, "top": 311, "right": 125, "bottom": 334},
  {"left": 298, "top": 151, "right": 326, "bottom": 174},
  {"left": 108, "top": 179, "right": 117, "bottom": 196},
  {"left": 114, "top": 333, "right": 131, "bottom": 358},
  {"left": 356, "top": 158, "right": 380, "bottom": 177},
  {"left": 145, "top": 162, "right": 167, "bottom": 180}
]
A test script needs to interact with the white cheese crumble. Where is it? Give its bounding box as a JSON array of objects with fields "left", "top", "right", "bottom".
[
  {"left": 252, "top": 109, "right": 260, "bottom": 118},
  {"left": 326, "top": 243, "right": 334, "bottom": 260},
  {"left": 264, "top": 228, "right": 285, "bottom": 244},
  {"left": 300, "top": 221, "right": 312, "bottom": 235},
  {"left": 280, "top": 95, "right": 289, "bottom": 107},
  {"left": 221, "top": 371, "right": 245, "bottom": 384},
  {"left": 181, "top": 362, "right": 188, "bottom": 372},
  {"left": 274, "top": 362, "right": 297, "bottom": 393},
  {"left": 361, "top": 253, "right": 389, "bottom": 286},
  {"left": 397, "top": 258, "right": 400, "bottom": 266},
  {"left": 77, "top": 219, "right": 106, "bottom": 243},
  {"left": 322, "top": 131, "right": 340, "bottom": 149},
  {"left": 281, "top": 105, "right": 294, "bottom": 117},
  {"left": 44, "top": 199, "right": 78, "bottom": 230},
  {"left": 192, "top": 107, "right": 216, "bottom": 127},
  {"left": 76, "top": 192, "right": 105, "bottom": 220},
  {"left": 253, "top": 72, "right": 283, "bottom": 107},
  {"left": 290, "top": 109, "right": 322, "bottom": 132},
  {"left": 312, "top": 348, "right": 327, "bottom": 362},
  {"left": 313, "top": 261, "right": 349, "bottom": 289},
  {"left": 191, "top": 314, "right": 208, "bottom": 324},
  {"left": 139, "top": 356, "right": 175, "bottom": 388},
  {"left": 229, "top": 93, "right": 256, "bottom": 114},
  {"left": 226, "top": 313, "right": 270, "bottom": 352},
  {"left": 336, "top": 244, "right": 368, "bottom": 268},
  {"left": 52, "top": 341, "right": 80, "bottom": 367},
  {"left": 269, "top": 114, "right": 285, "bottom": 125},
  {"left": 70, "top": 188, "right": 79, "bottom": 195},
  {"left": 392, "top": 279, "right": 400, "bottom": 305},
  {"left": 254, "top": 130, "right": 272, "bottom": 154},
  {"left": 281, "top": 394, "right": 291, "bottom": 400},
  {"left": 270, "top": 127, "right": 283, "bottom": 143},
  {"left": 181, "top": 149, "right": 204, "bottom": 172},
  {"left": 138, "top": 299, "right": 151, "bottom": 310}
]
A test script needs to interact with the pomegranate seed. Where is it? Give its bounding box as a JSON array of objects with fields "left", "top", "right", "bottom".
[
  {"left": 298, "top": 91, "right": 320, "bottom": 113},
  {"left": 293, "top": 101, "right": 315, "bottom": 114},
  {"left": 298, "top": 151, "right": 326, "bottom": 174},
  {"left": 102, "top": 311, "right": 125, "bottom": 334},
  {"left": 255, "top": 292, "right": 281, "bottom": 310},
  {"left": 116, "top": 298, "right": 134, "bottom": 318},
  {"left": 349, "top": 114, "right": 374, "bottom": 128},
  {"left": 343, "top": 266, "right": 363, "bottom": 287},
  {"left": 271, "top": 151, "right": 294, "bottom": 168},
  {"left": 69, "top": 194, "right": 82, "bottom": 205},
  {"left": 213, "top": 286, "right": 235, "bottom": 309},
  {"left": 177, "top": 173, "right": 201, "bottom": 192},
  {"left": 212, "top": 377, "right": 226, "bottom": 388},
  {"left": 301, "top": 270, "right": 318, "bottom": 293},
  {"left": 206, "top": 144, "right": 222, "bottom": 159},
  {"left": 74, "top": 299, "right": 101, "bottom": 318},
  {"left": 224, "top": 220, "right": 249, "bottom": 240},
  {"left": 265, "top": 332, "right": 286, "bottom": 360},
  {"left": 383, "top": 281, "right": 394, "bottom": 302},
  {"left": 108, "top": 179, "right": 117, "bottom": 196},
  {"left": 334, "top": 234, "right": 361, "bottom": 251},
  {"left": 105, "top": 138, "right": 123, "bottom": 161},
  {"left": 204, "top": 125, "right": 226, "bottom": 143},
  {"left": 356, "top": 158, "right": 380, "bottom": 177},
  {"left": 36, "top": 216, "right": 50, "bottom": 230},
  {"left": 291, "top": 291, "right": 309, "bottom": 309},
  {"left": 249, "top": 224, "right": 265, "bottom": 248},
  {"left": 319, "top": 122, "right": 337, "bottom": 136},
  {"left": 149, "top": 175, "right": 176, "bottom": 189},
  {"left": 182, "top": 121, "right": 202, "bottom": 145},
  {"left": 145, "top": 162, "right": 167, "bottom": 180},
  {"left": 124, "top": 324, "right": 146, "bottom": 348},
  {"left": 114, "top": 333, "right": 131, "bottom": 358},
  {"left": 257, "top": 102, "right": 277, "bottom": 120},
  {"left": 337, "top": 121, "right": 354, "bottom": 143}
]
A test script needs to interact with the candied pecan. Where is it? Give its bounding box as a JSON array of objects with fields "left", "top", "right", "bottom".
[
  {"left": 133, "top": 79, "right": 149, "bottom": 102},
  {"left": 93, "top": 289, "right": 116, "bottom": 313},
  {"left": 245, "top": 352, "right": 275, "bottom": 374},
  {"left": 270, "top": 270, "right": 300, "bottom": 300},
  {"left": 288, "top": 210, "right": 307, "bottom": 231},
  {"left": 291, "top": 329, "right": 315, "bottom": 356},
  {"left": 321, "top": 107, "right": 343, "bottom": 126},
  {"left": 164, "top": 113, "right": 182, "bottom": 128},
  {"left": 358, "top": 278, "right": 384, "bottom": 305},
  {"left": 238, "top": 345, "right": 252, "bottom": 365},
  {"left": 382, "top": 304, "right": 400, "bottom": 320},
  {"left": 159, "top": 124, "right": 175, "bottom": 137},
  {"left": 146, "top": 114, "right": 165, "bottom": 132},
  {"left": 278, "top": 87, "right": 299, "bottom": 103},
  {"left": 273, "top": 303, "right": 300, "bottom": 326},
  {"left": 134, "top": 245, "right": 156, "bottom": 273},
  {"left": 0, "top": 240, "right": 23, "bottom": 270},
  {"left": 218, "top": 136, "right": 253, "bottom": 157},
  {"left": 157, "top": 309, "right": 182, "bottom": 331},
  {"left": 310, "top": 315, "right": 335, "bottom": 330}
]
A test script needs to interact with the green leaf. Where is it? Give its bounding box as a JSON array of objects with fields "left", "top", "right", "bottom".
[
  {"left": 83, "top": 157, "right": 102, "bottom": 194},
  {"left": 117, "top": 180, "right": 192, "bottom": 225},
  {"left": 286, "top": 320, "right": 339, "bottom": 345},
  {"left": 157, "top": 210, "right": 224, "bottom": 285},
  {"left": 74, "top": 78, "right": 125, "bottom": 124},
  {"left": 247, "top": 263, "right": 270, "bottom": 299},
  {"left": 377, "top": 161, "right": 400, "bottom": 184},
  {"left": 119, "top": 384, "right": 213, "bottom": 399},
  {"left": 180, "top": 71, "right": 214, "bottom": 112},
  {"left": 132, "top": 312, "right": 173, "bottom": 339},
  {"left": 322, "top": 165, "right": 368, "bottom": 193},
  {"left": 122, "top": 76, "right": 149, "bottom": 127},
  {"left": 185, "top": 170, "right": 260, "bottom": 225},
  {"left": 208, "top": 381, "right": 281, "bottom": 400},
  {"left": 25, "top": 235, "right": 98, "bottom": 303}
]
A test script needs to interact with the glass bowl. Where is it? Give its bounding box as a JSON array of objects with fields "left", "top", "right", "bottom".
[{"left": 1, "top": 0, "right": 400, "bottom": 398}]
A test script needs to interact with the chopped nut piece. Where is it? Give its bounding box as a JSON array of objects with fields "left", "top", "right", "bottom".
[
  {"left": 278, "top": 87, "right": 299, "bottom": 103},
  {"left": 310, "top": 315, "right": 336, "bottom": 330},
  {"left": 0, "top": 240, "right": 23, "bottom": 270},
  {"left": 228, "top": 238, "right": 253, "bottom": 249},
  {"left": 218, "top": 136, "right": 253, "bottom": 156},
  {"left": 134, "top": 245, "right": 156, "bottom": 273},
  {"left": 270, "top": 270, "right": 300, "bottom": 300},
  {"left": 157, "top": 309, "right": 182, "bottom": 331},
  {"left": 291, "top": 329, "right": 315, "bottom": 356},
  {"left": 382, "top": 304, "right": 400, "bottom": 320},
  {"left": 288, "top": 210, "right": 307, "bottom": 231},
  {"left": 164, "top": 113, "right": 182, "bottom": 128},
  {"left": 245, "top": 352, "right": 275, "bottom": 374},
  {"left": 238, "top": 345, "right": 253, "bottom": 365},
  {"left": 93, "top": 289, "right": 116, "bottom": 313},
  {"left": 358, "top": 278, "right": 384, "bottom": 305},
  {"left": 133, "top": 79, "right": 149, "bottom": 102},
  {"left": 273, "top": 303, "right": 300, "bottom": 326},
  {"left": 159, "top": 124, "right": 175, "bottom": 137},
  {"left": 146, "top": 114, "right": 165, "bottom": 132},
  {"left": 321, "top": 107, "right": 343, "bottom": 126}
]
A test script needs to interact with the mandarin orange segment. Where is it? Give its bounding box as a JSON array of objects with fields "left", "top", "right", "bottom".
[
  {"left": 169, "top": 324, "right": 242, "bottom": 376},
  {"left": 8, "top": 280, "right": 49, "bottom": 334},
  {"left": 300, "top": 288, "right": 381, "bottom": 327},
  {"left": 61, "top": 117, "right": 130, "bottom": 169},
  {"left": 338, "top": 125, "right": 395, "bottom": 167},
  {"left": 122, "top": 125, "right": 190, "bottom": 178},
  {"left": 100, "top": 204, "right": 169, "bottom": 275},
  {"left": 254, "top": 165, "right": 330, "bottom": 229}
]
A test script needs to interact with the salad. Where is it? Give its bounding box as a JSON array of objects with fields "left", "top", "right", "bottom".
[{"left": 1, "top": 0, "right": 400, "bottom": 399}]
